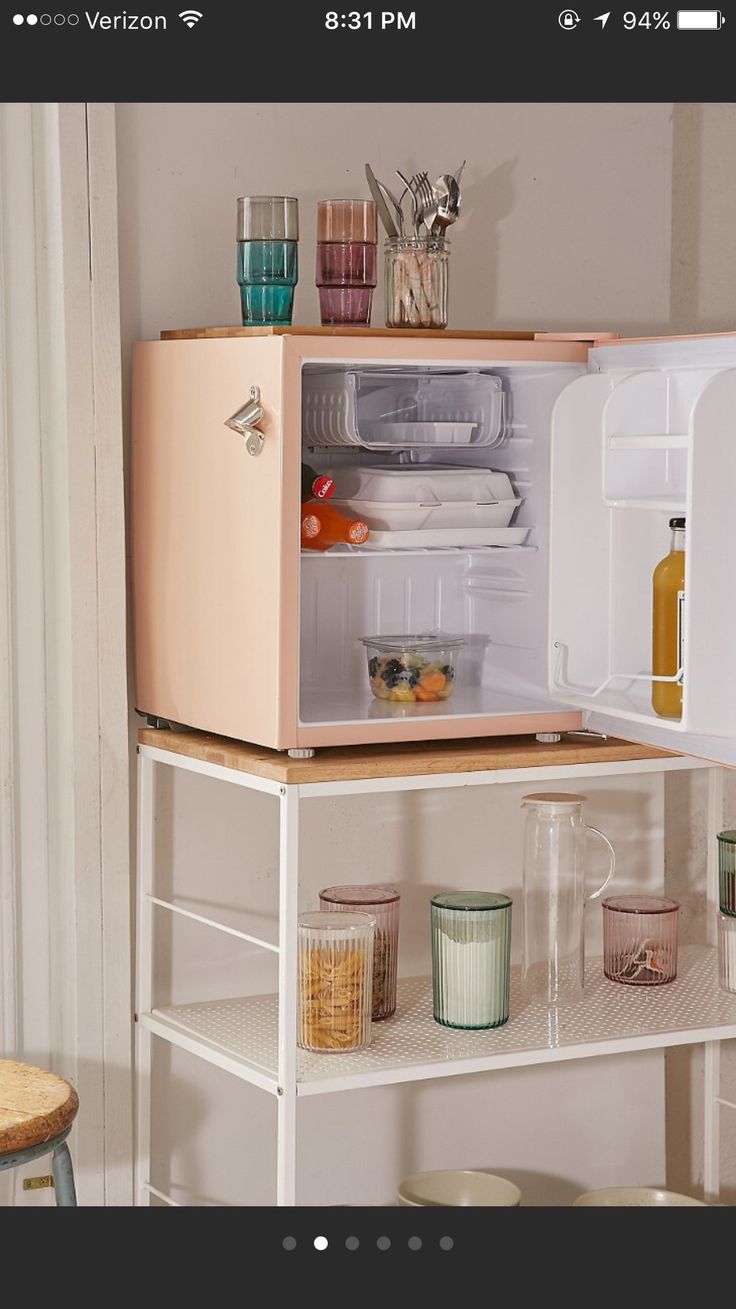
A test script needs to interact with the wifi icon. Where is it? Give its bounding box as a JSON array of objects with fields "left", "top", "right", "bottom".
[{"left": 179, "top": 9, "right": 203, "bottom": 26}]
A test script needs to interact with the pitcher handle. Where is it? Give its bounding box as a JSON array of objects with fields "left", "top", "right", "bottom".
[{"left": 585, "top": 826, "right": 616, "bottom": 900}]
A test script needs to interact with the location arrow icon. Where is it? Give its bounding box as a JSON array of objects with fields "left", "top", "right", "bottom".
[{"left": 594, "top": 11, "right": 611, "bottom": 26}]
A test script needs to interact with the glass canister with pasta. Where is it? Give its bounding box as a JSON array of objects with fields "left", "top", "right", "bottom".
[{"left": 297, "top": 911, "right": 375, "bottom": 1052}]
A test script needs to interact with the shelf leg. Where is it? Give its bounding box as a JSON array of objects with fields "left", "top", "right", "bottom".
[
  {"left": 706, "top": 767, "right": 724, "bottom": 942},
  {"left": 703, "top": 768, "right": 724, "bottom": 1203},
  {"left": 276, "top": 784, "right": 299, "bottom": 1206},
  {"left": 704, "top": 1041, "right": 721, "bottom": 1203},
  {"left": 134, "top": 750, "right": 155, "bottom": 1207}
]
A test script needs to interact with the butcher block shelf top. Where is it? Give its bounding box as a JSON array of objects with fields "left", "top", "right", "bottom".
[
  {"left": 138, "top": 728, "right": 678, "bottom": 786},
  {"left": 160, "top": 325, "right": 537, "bottom": 341}
]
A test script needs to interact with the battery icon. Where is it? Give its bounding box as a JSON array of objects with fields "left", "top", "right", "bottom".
[{"left": 676, "top": 9, "right": 725, "bottom": 27}]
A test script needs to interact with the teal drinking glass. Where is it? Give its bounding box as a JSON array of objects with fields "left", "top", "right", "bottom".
[{"left": 236, "top": 196, "right": 298, "bottom": 326}]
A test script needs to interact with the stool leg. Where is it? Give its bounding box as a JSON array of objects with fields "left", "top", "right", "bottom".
[{"left": 51, "top": 1141, "right": 77, "bottom": 1207}]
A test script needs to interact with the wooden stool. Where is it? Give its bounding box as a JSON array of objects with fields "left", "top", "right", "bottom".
[{"left": 0, "top": 1060, "right": 79, "bottom": 1206}]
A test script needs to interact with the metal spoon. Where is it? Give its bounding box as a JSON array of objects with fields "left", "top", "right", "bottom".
[{"left": 431, "top": 176, "right": 461, "bottom": 238}]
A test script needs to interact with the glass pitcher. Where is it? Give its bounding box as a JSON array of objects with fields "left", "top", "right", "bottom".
[{"left": 521, "top": 793, "right": 615, "bottom": 1005}]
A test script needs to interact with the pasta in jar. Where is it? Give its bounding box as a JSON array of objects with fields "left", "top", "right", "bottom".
[{"left": 297, "top": 911, "right": 374, "bottom": 1053}]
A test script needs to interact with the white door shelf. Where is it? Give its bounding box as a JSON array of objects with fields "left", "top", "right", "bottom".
[{"left": 143, "top": 947, "right": 736, "bottom": 1099}]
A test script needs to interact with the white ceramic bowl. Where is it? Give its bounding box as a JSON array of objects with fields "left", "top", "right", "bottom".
[
  {"left": 397, "top": 1169, "right": 521, "bottom": 1207},
  {"left": 573, "top": 1186, "right": 707, "bottom": 1207}
]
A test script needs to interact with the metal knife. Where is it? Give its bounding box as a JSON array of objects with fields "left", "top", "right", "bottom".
[{"left": 365, "top": 163, "right": 399, "bottom": 239}]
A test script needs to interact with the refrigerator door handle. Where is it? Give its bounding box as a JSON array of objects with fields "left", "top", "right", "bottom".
[{"left": 224, "top": 386, "right": 265, "bottom": 456}]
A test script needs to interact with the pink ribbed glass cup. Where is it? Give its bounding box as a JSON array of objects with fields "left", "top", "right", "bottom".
[
  {"left": 602, "top": 895, "right": 679, "bottom": 986},
  {"left": 316, "top": 199, "right": 377, "bottom": 326},
  {"left": 319, "top": 885, "right": 399, "bottom": 1020}
]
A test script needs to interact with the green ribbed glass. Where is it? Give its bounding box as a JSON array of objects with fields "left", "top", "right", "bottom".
[
  {"left": 430, "top": 892, "right": 512, "bottom": 1030},
  {"left": 718, "top": 830, "right": 736, "bottom": 917}
]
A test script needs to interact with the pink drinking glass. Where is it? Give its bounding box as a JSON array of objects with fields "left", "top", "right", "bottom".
[{"left": 316, "top": 199, "right": 377, "bottom": 325}]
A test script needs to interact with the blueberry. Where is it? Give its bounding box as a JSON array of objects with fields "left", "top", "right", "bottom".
[
  {"left": 381, "top": 658, "right": 404, "bottom": 689},
  {"left": 441, "top": 664, "right": 455, "bottom": 682},
  {"left": 408, "top": 668, "right": 420, "bottom": 687},
  {"left": 368, "top": 657, "right": 378, "bottom": 678}
]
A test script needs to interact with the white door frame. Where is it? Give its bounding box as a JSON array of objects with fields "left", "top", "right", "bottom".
[{"left": 0, "top": 102, "right": 131, "bottom": 1205}]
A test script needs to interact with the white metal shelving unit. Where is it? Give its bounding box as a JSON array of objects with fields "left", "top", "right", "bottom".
[{"left": 135, "top": 732, "right": 735, "bottom": 1207}]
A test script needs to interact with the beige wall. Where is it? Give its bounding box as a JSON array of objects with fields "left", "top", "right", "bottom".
[
  {"left": 117, "top": 101, "right": 675, "bottom": 342},
  {"left": 671, "top": 103, "right": 736, "bottom": 333},
  {"left": 117, "top": 101, "right": 736, "bottom": 1205}
]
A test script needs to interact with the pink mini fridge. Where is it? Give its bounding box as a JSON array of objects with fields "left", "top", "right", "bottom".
[{"left": 132, "top": 325, "right": 736, "bottom": 767}]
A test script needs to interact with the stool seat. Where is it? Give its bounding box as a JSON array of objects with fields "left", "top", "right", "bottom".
[{"left": 0, "top": 1059, "right": 79, "bottom": 1155}]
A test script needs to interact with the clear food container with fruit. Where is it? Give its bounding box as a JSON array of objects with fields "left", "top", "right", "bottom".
[{"left": 360, "top": 633, "right": 464, "bottom": 704}]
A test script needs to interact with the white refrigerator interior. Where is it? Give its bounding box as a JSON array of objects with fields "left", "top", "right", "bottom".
[{"left": 300, "top": 361, "right": 584, "bottom": 729}]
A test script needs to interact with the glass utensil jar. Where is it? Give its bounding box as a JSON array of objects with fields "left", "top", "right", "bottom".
[
  {"left": 297, "top": 910, "right": 374, "bottom": 1052},
  {"left": 602, "top": 895, "right": 679, "bottom": 985},
  {"left": 319, "top": 885, "right": 400, "bottom": 1020},
  {"left": 431, "top": 892, "right": 512, "bottom": 1030},
  {"left": 521, "top": 793, "right": 615, "bottom": 1005},
  {"left": 717, "top": 830, "right": 736, "bottom": 917},
  {"left": 718, "top": 911, "right": 736, "bottom": 993},
  {"left": 385, "top": 236, "right": 449, "bottom": 329},
  {"left": 236, "top": 196, "right": 298, "bottom": 326},
  {"left": 316, "top": 199, "right": 377, "bottom": 326}
]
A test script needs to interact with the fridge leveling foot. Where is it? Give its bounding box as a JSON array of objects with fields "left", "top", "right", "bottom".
[
  {"left": 535, "top": 730, "right": 609, "bottom": 745},
  {"left": 288, "top": 748, "right": 316, "bottom": 759},
  {"left": 142, "top": 713, "right": 194, "bottom": 733}
]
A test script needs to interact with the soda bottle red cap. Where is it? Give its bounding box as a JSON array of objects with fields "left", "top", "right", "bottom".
[{"left": 312, "top": 474, "right": 334, "bottom": 500}]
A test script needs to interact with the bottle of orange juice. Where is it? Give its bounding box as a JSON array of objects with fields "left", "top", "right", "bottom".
[{"left": 652, "top": 517, "right": 685, "bottom": 719}]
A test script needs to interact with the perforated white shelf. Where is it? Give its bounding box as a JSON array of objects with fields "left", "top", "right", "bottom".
[{"left": 142, "top": 946, "right": 736, "bottom": 1098}]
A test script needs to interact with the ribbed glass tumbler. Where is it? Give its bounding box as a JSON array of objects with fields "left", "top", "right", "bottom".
[
  {"left": 236, "top": 195, "right": 298, "bottom": 326},
  {"left": 602, "top": 895, "right": 679, "bottom": 986},
  {"left": 319, "top": 885, "right": 399, "bottom": 1020},
  {"left": 717, "top": 830, "right": 736, "bottom": 917},
  {"left": 297, "top": 911, "right": 374, "bottom": 1053},
  {"left": 316, "top": 199, "right": 377, "bottom": 325},
  {"left": 430, "top": 892, "right": 512, "bottom": 1030}
]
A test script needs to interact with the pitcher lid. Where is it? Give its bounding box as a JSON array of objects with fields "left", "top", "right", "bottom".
[{"left": 522, "top": 792, "right": 586, "bottom": 806}]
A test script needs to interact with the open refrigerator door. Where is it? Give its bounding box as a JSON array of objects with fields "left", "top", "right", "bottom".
[{"left": 548, "top": 335, "right": 736, "bottom": 768}]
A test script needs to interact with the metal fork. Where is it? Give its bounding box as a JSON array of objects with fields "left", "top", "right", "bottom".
[
  {"left": 415, "top": 172, "right": 438, "bottom": 236},
  {"left": 396, "top": 169, "right": 420, "bottom": 233}
]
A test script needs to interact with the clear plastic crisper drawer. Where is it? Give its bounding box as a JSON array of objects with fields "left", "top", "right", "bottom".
[{"left": 302, "top": 368, "right": 505, "bottom": 449}]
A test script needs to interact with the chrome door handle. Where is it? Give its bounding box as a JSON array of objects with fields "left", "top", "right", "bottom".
[{"left": 224, "top": 386, "right": 265, "bottom": 456}]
